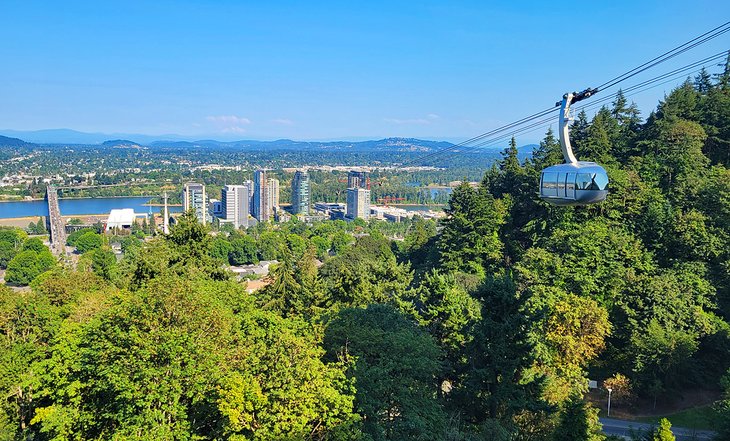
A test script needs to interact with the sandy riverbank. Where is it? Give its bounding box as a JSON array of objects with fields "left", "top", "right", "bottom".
[
  {"left": 0, "top": 214, "right": 109, "bottom": 228},
  {"left": 0, "top": 216, "right": 42, "bottom": 228}
]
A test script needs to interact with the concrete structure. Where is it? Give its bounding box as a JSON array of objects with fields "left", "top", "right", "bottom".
[
  {"left": 346, "top": 187, "right": 370, "bottom": 220},
  {"left": 252, "top": 170, "right": 269, "bottom": 222},
  {"left": 291, "top": 170, "right": 310, "bottom": 215},
  {"left": 106, "top": 208, "right": 143, "bottom": 231},
  {"left": 347, "top": 170, "right": 369, "bottom": 189},
  {"left": 228, "top": 260, "right": 278, "bottom": 280},
  {"left": 267, "top": 178, "right": 280, "bottom": 212},
  {"left": 45, "top": 185, "right": 66, "bottom": 255},
  {"left": 209, "top": 199, "right": 223, "bottom": 218},
  {"left": 221, "top": 184, "right": 252, "bottom": 229},
  {"left": 162, "top": 191, "right": 170, "bottom": 234},
  {"left": 182, "top": 182, "right": 208, "bottom": 225}
]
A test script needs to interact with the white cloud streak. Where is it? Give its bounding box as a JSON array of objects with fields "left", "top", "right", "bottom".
[{"left": 205, "top": 115, "right": 251, "bottom": 134}]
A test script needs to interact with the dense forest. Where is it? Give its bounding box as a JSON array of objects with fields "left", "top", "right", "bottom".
[{"left": 2, "top": 66, "right": 730, "bottom": 440}]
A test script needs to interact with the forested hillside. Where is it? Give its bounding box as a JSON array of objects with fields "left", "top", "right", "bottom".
[{"left": 2, "top": 66, "right": 730, "bottom": 440}]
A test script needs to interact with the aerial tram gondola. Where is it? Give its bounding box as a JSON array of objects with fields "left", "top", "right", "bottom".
[{"left": 539, "top": 89, "right": 609, "bottom": 206}]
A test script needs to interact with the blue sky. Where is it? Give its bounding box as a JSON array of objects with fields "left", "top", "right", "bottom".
[{"left": 1, "top": 1, "right": 729, "bottom": 142}]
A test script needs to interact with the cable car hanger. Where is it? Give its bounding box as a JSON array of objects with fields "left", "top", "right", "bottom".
[{"left": 538, "top": 88, "right": 609, "bottom": 206}]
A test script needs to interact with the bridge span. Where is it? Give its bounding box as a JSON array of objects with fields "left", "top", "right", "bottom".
[{"left": 46, "top": 185, "right": 66, "bottom": 255}]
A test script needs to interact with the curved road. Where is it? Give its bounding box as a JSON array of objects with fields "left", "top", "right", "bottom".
[{"left": 600, "top": 417, "right": 716, "bottom": 440}]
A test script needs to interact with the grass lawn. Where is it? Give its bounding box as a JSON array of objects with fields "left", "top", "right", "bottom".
[{"left": 635, "top": 405, "right": 719, "bottom": 430}]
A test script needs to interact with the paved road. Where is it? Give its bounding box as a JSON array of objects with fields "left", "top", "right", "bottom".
[{"left": 600, "top": 417, "right": 716, "bottom": 440}]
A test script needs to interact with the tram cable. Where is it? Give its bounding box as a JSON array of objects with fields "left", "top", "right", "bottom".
[
  {"left": 401, "top": 22, "right": 730, "bottom": 169},
  {"left": 417, "top": 53, "right": 727, "bottom": 164},
  {"left": 595, "top": 21, "right": 730, "bottom": 91}
]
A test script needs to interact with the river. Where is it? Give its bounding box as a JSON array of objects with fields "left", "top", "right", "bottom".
[{"left": 0, "top": 197, "right": 183, "bottom": 219}]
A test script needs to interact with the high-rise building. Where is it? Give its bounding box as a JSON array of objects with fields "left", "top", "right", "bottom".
[
  {"left": 346, "top": 187, "right": 370, "bottom": 220},
  {"left": 221, "top": 183, "right": 252, "bottom": 229},
  {"left": 267, "top": 178, "right": 279, "bottom": 212},
  {"left": 182, "top": 182, "right": 207, "bottom": 225},
  {"left": 347, "top": 171, "right": 369, "bottom": 189},
  {"left": 291, "top": 170, "right": 310, "bottom": 215},
  {"left": 252, "top": 170, "right": 269, "bottom": 222}
]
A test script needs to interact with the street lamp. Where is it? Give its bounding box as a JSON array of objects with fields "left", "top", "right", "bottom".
[{"left": 606, "top": 387, "right": 613, "bottom": 417}]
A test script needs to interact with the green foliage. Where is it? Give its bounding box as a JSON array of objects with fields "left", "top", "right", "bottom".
[
  {"left": 527, "top": 292, "right": 611, "bottom": 404},
  {"left": 209, "top": 236, "right": 233, "bottom": 262},
  {"left": 630, "top": 320, "right": 699, "bottom": 398},
  {"left": 5, "top": 249, "right": 55, "bottom": 286},
  {"left": 462, "top": 274, "right": 548, "bottom": 428},
  {"left": 21, "top": 237, "right": 46, "bottom": 253},
  {"left": 90, "top": 246, "right": 118, "bottom": 282},
  {"left": 0, "top": 287, "right": 59, "bottom": 438},
  {"left": 257, "top": 231, "right": 284, "bottom": 261},
  {"left": 651, "top": 418, "right": 675, "bottom": 441},
  {"left": 66, "top": 228, "right": 96, "bottom": 246},
  {"left": 0, "top": 228, "right": 26, "bottom": 269},
  {"left": 26, "top": 218, "right": 47, "bottom": 235},
  {"left": 438, "top": 181, "right": 506, "bottom": 276},
  {"left": 73, "top": 231, "right": 103, "bottom": 253},
  {"left": 552, "top": 396, "right": 603, "bottom": 441},
  {"left": 27, "top": 276, "right": 358, "bottom": 439},
  {"left": 324, "top": 304, "right": 446, "bottom": 441},
  {"left": 411, "top": 270, "right": 481, "bottom": 380},
  {"left": 319, "top": 234, "right": 412, "bottom": 308},
  {"left": 716, "top": 368, "right": 730, "bottom": 439},
  {"left": 229, "top": 236, "right": 259, "bottom": 265}
]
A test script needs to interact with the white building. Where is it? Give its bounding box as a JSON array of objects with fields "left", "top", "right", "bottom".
[
  {"left": 221, "top": 183, "right": 253, "bottom": 229},
  {"left": 267, "top": 178, "right": 280, "bottom": 212},
  {"left": 253, "top": 170, "right": 269, "bottom": 222},
  {"left": 346, "top": 187, "right": 370, "bottom": 220},
  {"left": 106, "top": 208, "right": 144, "bottom": 231},
  {"left": 182, "top": 182, "right": 208, "bottom": 225}
]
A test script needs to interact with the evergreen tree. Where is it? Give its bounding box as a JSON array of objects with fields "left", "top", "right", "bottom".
[
  {"left": 714, "top": 50, "right": 730, "bottom": 89},
  {"left": 324, "top": 304, "right": 446, "bottom": 441},
  {"left": 462, "top": 274, "right": 548, "bottom": 426},
  {"left": 532, "top": 128, "right": 563, "bottom": 170},
  {"left": 438, "top": 181, "right": 505, "bottom": 276},
  {"left": 257, "top": 253, "right": 302, "bottom": 316},
  {"left": 571, "top": 109, "right": 591, "bottom": 150},
  {"left": 552, "top": 395, "right": 603, "bottom": 441},
  {"left": 694, "top": 67, "right": 713, "bottom": 94}
]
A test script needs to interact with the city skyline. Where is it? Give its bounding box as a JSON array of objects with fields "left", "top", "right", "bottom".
[{"left": 2, "top": 2, "right": 729, "bottom": 143}]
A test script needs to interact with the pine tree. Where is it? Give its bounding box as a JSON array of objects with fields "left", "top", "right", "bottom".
[
  {"left": 462, "top": 274, "right": 547, "bottom": 424},
  {"left": 694, "top": 67, "right": 713, "bottom": 94},
  {"left": 438, "top": 182, "right": 505, "bottom": 275},
  {"left": 571, "top": 109, "right": 591, "bottom": 150},
  {"left": 552, "top": 395, "right": 591, "bottom": 441},
  {"left": 532, "top": 128, "right": 563, "bottom": 170},
  {"left": 714, "top": 50, "right": 730, "bottom": 90}
]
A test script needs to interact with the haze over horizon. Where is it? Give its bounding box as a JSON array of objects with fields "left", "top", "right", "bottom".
[{"left": 2, "top": 1, "right": 729, "bottom": 143}]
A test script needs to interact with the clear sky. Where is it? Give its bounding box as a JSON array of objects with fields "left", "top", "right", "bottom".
[{"left": 1, "top": 1, "right": 729, "bottom": 142}]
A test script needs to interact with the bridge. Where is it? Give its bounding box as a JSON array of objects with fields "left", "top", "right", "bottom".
[
  {"left": 53, "top": 182, "right": 167, "bottom": 190},
  {"left": 46, "top": 185, "right": 67, "bottom": 255},
  {"left": 45, "top": 181, "right": 174, "bottom": 254}
]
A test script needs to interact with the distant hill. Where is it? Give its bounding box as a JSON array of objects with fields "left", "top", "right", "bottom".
[
  {"left": 0, "top": 128, "right": 529, "bottom": 156},
  {"left": 148, "top": 137, "right": 456, "bottom": 153},
  {"left": 0, "top": 135, "right": 33, "bottom": 147},
  {"left": 0, "top": 129, "right": 188, "bottom": 145},
  {"left": 101, "top": 139, "right": 140, "bottom": 147},
  {"left": 518, "top": 144, "right": 539, "bottom": 161}
]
